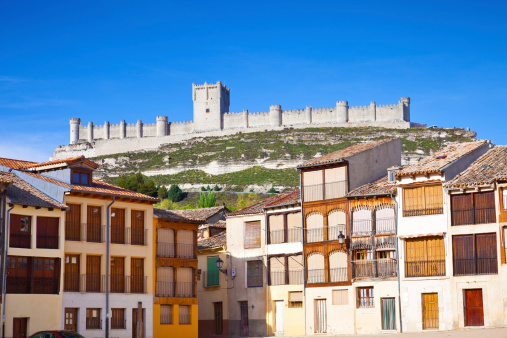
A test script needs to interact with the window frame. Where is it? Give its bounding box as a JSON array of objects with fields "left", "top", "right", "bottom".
[
  {"left": 244, "top": 221, "right": 261, "bottom": 249},
  {"left": 246, "top": 260, "right": 263, "bottom": 288},
  {"left": 288, "top": 291, "right": 303, "bottom": 308},
  {"left": 86, "top": 308, "right": 101, "bottom": 329},
  {"left": 356, "top": 287, "right": 374, "bottom": 308},
  {"left": 71, "top": 169, "right": 92, "bottom": 186},
  {"left": 111, "top": 308, "right": 126, "bottom": 329}
]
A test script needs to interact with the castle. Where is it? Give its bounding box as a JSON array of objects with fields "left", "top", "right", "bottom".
[{"left": 54, "top": 81, "right": 414, "bottom": 159}]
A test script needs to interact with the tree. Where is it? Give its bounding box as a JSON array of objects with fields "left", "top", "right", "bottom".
[
  {"left": 201, "top": 186, "right": 207, "bottom": 191},
  {"left": 116, "top": 172, "right": 158, "bottom": 197},
  {"left": 158, "top": 185, "right": 168, "bottom": 199},
  {"left": 268, "top": 187, "right": 277, "bottom": 194},
  {"left": 198, "top": 190, "right": 216, "bottom": 208},
  {"left": 167, "top": 185, "right": 184, "bottom": 202},
  {"left": 206, "top": 185, "right": 211, "bottom": 191},
  {"left": 213, "top": 184, "right": 220, "bottom": 191}
]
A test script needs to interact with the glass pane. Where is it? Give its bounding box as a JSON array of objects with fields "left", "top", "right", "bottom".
[
  {"left": 72, "top": 172, "right": 80, "bottom": 184},
  {"left": 81, "top": 173, "right": 89, "bottom": 184}
]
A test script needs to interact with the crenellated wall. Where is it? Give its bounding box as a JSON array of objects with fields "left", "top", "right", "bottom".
[{"left": 60, "top": 82, "right": 414, "bottom": 157}]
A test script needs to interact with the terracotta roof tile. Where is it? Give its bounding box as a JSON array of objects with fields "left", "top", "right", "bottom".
[
  {"left": 153, "top": 208, "right": 201, "bottom": 223},
  {"left": 298, "top": 139, "right": 394, "bottom": 168},
  {"left": 264, "top": 190, "right": 301, "bottom": 209},
  {"left": 396, "top": 141, "right": 487, "bottom": 177},
  {"left": 227, "top": 194, "right": 288, "bottom": 216},
  {"left": 0, "top": 158, "right": 37, "bottom": 169},
  {"left": 198, "top": 231, "right": 226, "bottom": 250},
  {"left": 445, "top": 146, "right": 507, "bottom": 188},
  {"left": 0, "top": 173, "right": 13, "bottom": 184},
  {"left": 206, "top": 220, "right": 226, "bottom": 228},
  {"left": 0, "top": 172, "right": 66, "bottom": 209},
  {"left": 171, "top": 206, "right": 229, "bottom": 222},
  {"left": 347, "top": 175, "right": 397, "bottom": 196},
  {"left": 22, "top": 155, "right": 99, "bottom": 171}
]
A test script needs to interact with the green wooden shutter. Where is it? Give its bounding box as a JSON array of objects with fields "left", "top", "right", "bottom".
[{"left": 207, "top": 256, "right": 220, "bottom": 286}]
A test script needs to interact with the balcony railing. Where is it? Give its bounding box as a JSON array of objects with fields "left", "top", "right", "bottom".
[
  {"left": 176, "top": 282, "right": 195, "bottom": 297},
  {"left": 65, "top": 221, "right": 81, "bottom": 241},
  {"left": 303, "top": 181, "right": 347, "bottom": 202},
  {"left": 84, "top": 274, "right": 106, "bottom": 292},
  {"left": 110, "top": 274, "right": 126, "bottom": 293},
  {"left": 351, "top": 259, "right": 397, "bottom": 279},
  {"left": 7, "top": 276, "right": 58, "bottom": 294},
  {"left": 64, "top": 272, "right": 80, "bottom": 292},
  {"left": 203, "top": 270, "right": 220, "bottom": 287},
  {"left": 176, "top": 243, "right": 195, "bottom": 258},
  {"left": 452, "top": 207, "right": 496, "bottom": 226},
  {"left": 453, "top": 257, "right": 498, "bottom": 276},
  {"left": 156, "top": 281, "right": 174, "bottom": 297},
  {"left": 10, "top": 233, "right": 31, "bottom": 248},
  {"left": 129, "top": 275, "right": 147, "bottom": 293},
  {"left": 405, "top": 260, "right": 445, "bottom": 277},
  {"left": 130, "top": 227, "right": 147, "bottom": 246},
  {"left": 305, "top": 225, "right": 346, "bottom": 243},
  {"left": 6, "top": 276, "right": 31, "bottom": 294},
  {"left": 36, "top": 235, "right": 59, "bottom": 249},
  {"left": 269, "top": 270, "right": 304, "bottom": 286},
  {"left": 329, "top": 267, "right": 348, "bottom": 282},
  {"left": 307, "top": 269, "right": 326, "bottom": 284},
  {"left": 64, "top": 274, "right": 147, "bottom": 293},
  {"left": 403, "top": 207, "right": 443, "bottom": 217},
  {"left": 87, "top": 223, "right": 105, "bottom": 243},
  {"left": 111, "top": 225, "right": 126, "bottom": 244},
  {"left": 157, "top": 242, "right": 175, "bottom": 258},
  {"left": 351, "top": 219, "right": 373, "bottom": 237},
  {"left": 376, "top": 217, "right": 395, "bottom": 234},
  {"left": 268, "top": 228, "right": 302, "bottom": 244}
]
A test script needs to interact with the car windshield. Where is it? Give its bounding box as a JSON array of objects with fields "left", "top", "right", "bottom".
[{"left": 59, "top": 333, "right": 85, "bottom": 338}]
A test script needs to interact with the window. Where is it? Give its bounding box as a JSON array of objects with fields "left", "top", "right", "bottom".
[
  {"left": 111, "top": 308, "right": 125, "bottom": 329},
  {"left": 503, "top": 189, "right": 507, "bottom": 210},
  {"left": 131, "top": 210, "right": 145, "bottom": 246},
  {"left": 10, "top": 215, "right": 31, "bottom": 248},
  {"left": 244, "top": 221, "right": 261, "bottom": 249},
  {"left": 36, "top": 216, "right": 59, "bottom": 249},
  {"left": 247, "top": 260, "right": 263, "bottom": 287},
  {"left": 302, "top": 170, "right": 323, "bottom": 202},
  {"left": 179, "top": 305, "right": 190, "bottom": 324},
  {"left": 206, "top": 108, "right": 210, "bottom": 113},
  {"left": 86, "top": 308, "right": 101, "bottom": 329},
  {"left": 288, "top": 291, "right": 303, "bottom": 308},
  {"left": 307, "top": 253, "right": 325, "bottom": 284},
  {"left": 403, "top": 185, "right": 443, "bottom": 217},
  {"left": 357, "top": 287, "right": 374, "bottom": 308},
  {"left": 405, "top": 237, "right": 445, "bottom": 277},
  {"left": 160, "top": 305, "right": 172, "bottom": 324},
  {"left": 306, "top": 213, "right": 324, "bottom": 243},
  {"left": 71, "top": 170, "right": 91, "bottom": 185},
  {"left": 7, "top": 256, "right": 59, "bottom": 294},
  {"left": 156, "top": 267, "right": 174, "bottom": 297},
  {"left": 451, "top": 192, "right": 496, "bottom": 226},
  {"left": 352, "top": 209, "right": 372, "bottom": 236},
  {"left": 206, "top": 256, "right": 220, "bottom": 287},
  {"left": 329, "top": 251, "right": 347, "bottom": 282},
  {"left": 332, "top": 290, "right": 348, "bottom": 305},
  {"left": 176, "top": 267, "right": 193, "bottom": 297},
  {"left": 453, "top": 233, "right": 497, "bottom": 275}
]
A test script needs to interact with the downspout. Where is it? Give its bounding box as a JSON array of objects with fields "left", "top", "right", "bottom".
[
  {"left": 390, "top": 192, "right": 402, "bottom": 333},
  {"left": 299, "top": 173, "right": 307, "bottom": 335},
  {"left": 264, "top": 210, "right": 269, "bottom": 336},
  {"left": 105, "top": 197, "right": 115, "bottom": 338},
  {"left": 2, "top": 204, "right": 14, "bottom": 338}
]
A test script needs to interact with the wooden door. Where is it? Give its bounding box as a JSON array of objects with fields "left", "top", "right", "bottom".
[
  {"left": 65, "top": 308, "right": 78, "bottom": 332},
  {"left": 86, "top": 255, "right": 101, "bottom": 292},
  {"left": 87, "top": 206, "right": 102, "bottom": 242},
  {"left": 111, "top": 208, "right": 125, "bottom": 244},
  {"left": 214, "top": 302, "right": 223, "bottom": 335},
  {"left": 131, "top": 258, "right": 144, "bottom": 293},
  {"left": 132, "top": 308, "right": 145, "bottom": 338},
  {"left": 65, "top": 254, "right": 80, "bottom": 291},
  {"left": 111, "top": 257, "right": 125, "bottom": 292},
  {"left": 66, "top": 204, "right": 81, "bottom": 241},
  {"left": 131, "top": 210, "right": 145, "bottom": 245},
  {"left": 422, "top": 293, "right": 439, "bottom": 330},
  {"left": 240, "top": 302, "right": 249, "bottom": 336},
  {"left": 37, "top": 216, "right": 59, "bottom": 249},
  {"left": 13, "top": 317, "right": 27, "bottom": 338},
  {"left": 314, "top": 299, "right": 327, "bottom": 333},
  {"left": 464, "top": 289, "right": 484, "bottom": 326},
  {"left": 275, "top": 300, "right": 284, "bottom": 333},
  {"left": 381, "top": 298, "right": 396, "bottom": 330}
]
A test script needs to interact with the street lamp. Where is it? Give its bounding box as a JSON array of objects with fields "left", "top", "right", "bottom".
[
  {"left": 215, "top": 257, "right": 227, "bottom": 274},
  {"left": 338, "top": 231, "right": 345, "bottom": 245}
]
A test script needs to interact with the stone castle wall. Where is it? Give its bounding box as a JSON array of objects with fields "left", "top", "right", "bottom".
[{"left": 55, "top": 82, "right": 413, "bottom": 159}]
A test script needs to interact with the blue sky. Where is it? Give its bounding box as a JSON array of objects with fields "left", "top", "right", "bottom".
[{"left": 1, "top": 1, "right": 506, "bottom": 161}]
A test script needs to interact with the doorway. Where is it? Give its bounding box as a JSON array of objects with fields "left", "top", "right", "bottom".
[
  {"left": 381, "top": 298, "right": 396, "bottom": 330},
  {"left": 214, "top": 302, "right": 223, "bottom": 335},
  {"left": 132, "top": 307, "right": 145, "bottom": 338},
  {"left": 13, "top": 318, "right": 27, "bottom": 338},
  {"left": 464, "top": 289, "right": 484, "bottom": 326},
  {"left": 422, "top": 293, "right": 439, "bottom": 330},
  {"left": 64, "top": 308, "right": 78, "bottom": 332},
  {"left": 240, "top": 302, "right": 249, "bottom": 336},
  {"left": 314, "top": 299, "right": 327, "bottom": 333},
  {"left": 275, "top": 300, "right": 284, "bottom": 333}
]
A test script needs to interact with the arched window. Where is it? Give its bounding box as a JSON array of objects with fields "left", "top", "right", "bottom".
[
  {"left": 329, "top": 251, "right": 347, "bottom": 282},
  {"left": 306, "top": 213, "right": 324, "bottom": 243},
  {"left": 352, "top": 209, "right": 372, "bottom": 236},
  {"left": 375, "top": 206, "right": 395, "bottom": 234},
  {"left": 307, "top": 253, "right": 325, "bottom": 283},
  {"left": 156, "top": 267, "right": 174, "bottom": 297},
  {"left": 157, "top": 228, "right": 174, "bottom": 257},
  {"left": 327, "top": 210, "right": 346, "bottom": 241}
]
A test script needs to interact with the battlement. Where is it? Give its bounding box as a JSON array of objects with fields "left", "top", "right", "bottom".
[{"left": 67, "top": 81, "right": 411, "bottom": 146}]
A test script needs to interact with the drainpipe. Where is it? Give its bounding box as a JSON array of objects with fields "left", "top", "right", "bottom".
[
  {"left": 2, "top": 204, "right": 14, "bottom": 338},
  {"left": 299, "top": 173, "right": 307, "bottom": 335},
  {"left": 390, "top": 193, "right": 402, "bottom": 333},
  {"left": 105, "top": 197, "right": 115, "bottom": 338}
]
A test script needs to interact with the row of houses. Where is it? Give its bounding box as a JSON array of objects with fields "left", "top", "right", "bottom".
[
  {"left": 0, "top": 155, "right": 210, "bottom": 338},
  {"left": 197, "top": 138, "right": 507, "bottom": 336}
]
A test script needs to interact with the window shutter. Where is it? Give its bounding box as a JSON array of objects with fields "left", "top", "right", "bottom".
[
  {"left": 474, "top": 191, "right": 496, "bottom": 224},
  {"left": 476, "top": 233, "right": 497, "bottom": 274},
  {"left": 247, "top": 261, "right": 263, "bottom": 287},
  {"left": 451, "top": 194, "right": 474, "bottom": 225},
  {"left": 289, "top": 291, "right": 303, "bottom": 302},
  {"left": 332, "top": 290, "right": 348, "bottom": 305},
  {"left": 452, "top": 235, "right": 474, "bottom": 275},
  {"left": 244, "top": 221, "right": 261, "bottom": 249}
]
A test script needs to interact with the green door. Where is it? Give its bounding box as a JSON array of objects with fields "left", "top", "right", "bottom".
[{"left": 207, "top": 256, "right": 220, "bottom": 286}]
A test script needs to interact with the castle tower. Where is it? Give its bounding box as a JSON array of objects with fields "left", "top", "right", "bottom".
[
  {"left": 336, "top": 101, "right": 348, "bottom": 123},
  {"left": 400, "top": 97, "right": 410, "bottom": 121},
  {"left": 156, "top": 116, "right": 168, "bottom": 136},
  {"left": 269, "top": 105, "right": 282, "bottom": 126},
  {"left": 192, "top": 81, "right": 230, "bottom": 132},
  {"left": 305, "top": 106, "right": 312, "bottom": 124},
  {"left": 70, "top": 118, "right": 80, "bottom": 144}
]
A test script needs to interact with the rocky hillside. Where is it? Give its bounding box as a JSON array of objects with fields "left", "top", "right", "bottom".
[{"left": 96, "top": 126, "right": 477, "bottom": 192}]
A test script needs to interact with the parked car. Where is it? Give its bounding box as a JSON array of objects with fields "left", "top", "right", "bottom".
[{"left": 29, "top": 331, "right": 84, "bottom": 338}]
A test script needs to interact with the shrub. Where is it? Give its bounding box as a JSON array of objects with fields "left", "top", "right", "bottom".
[
  {"left": 268, "top": 187, "right": 277, "bottom": 194},
  {"left": 198, "top": 191, "right": 216, "bottom": 208},
  {"left": 158, "top": 185, "right": 168, "bottom": 199},
  {"left": 168, "top": 185, "right": 184, "bottom": 202}
]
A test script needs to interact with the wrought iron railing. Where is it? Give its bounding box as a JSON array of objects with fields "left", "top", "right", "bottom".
[
  {"left": 405, "top": 260, "right": 445, "bottom": 277},
  {"left": 351, "top": 259, "right": 397, "bottom": 278},
  {"left": 175, "top": 282, "right": 195, "bottom": 297},
  {"left": 403, "top": 207, "right": 443, "bottom": 217},
  {"left": 84, "top": 274, "right": 106, "bottom": 292},
  {"left": 351, "top": 219, "right": 373, "bottom": 237},
  {"left": 305, "top": 225, "right": 345, "bottom": 243},
  {"left": 6, "top": 276, "right": 31, "bottom": 294},
  {"left": 176, "top": 243, "right": 195, "bottom": 258},
  {"left": 65, "top": 221, "right": 81, "bottom": 241},
  {"left": 64, "top": 272, "right": 80, "bottom": 292},
  {"left": 307, "top": 269, "right": 326, "bottom": 284},
  {"left": 111, "top": 224, "right": 126, "bottom": 244},
  {"left": 329, "top": 267, "right": 348, "bottom": 282},
  {"left": 86, "top": 223, "right": 105, "bottom": 243},
  {"left": 268, "top": 228, "right": 302, "bottom": 244},
  {"left": 33, "top": 277, "right": 59, "bottom": 294},
  {"left": 269, "top": 270, "right": 304, "bottom": 285},
  {"left": 156, "top": 281, "right": 174, "bottom": 297},
  {"left": 110, "top": 274, "right": 126, "bottom": 293},
  {"left": 376, "top": 217, "right": 396, "bottom": 234},
  {"left": 453, "top": 257, "right": 498, "bottom": 276},
  {"left": 157, "top": 242, "right": 175, "bottom": 258},
  {"left": 130, "top": 227, "right": 147, "bottom": 246},
  {"left": 303, "top": 181, "right": 347, "bottom": 202},
  {"left": 129, "top": 275, "right": 147, "bottom": 293}
]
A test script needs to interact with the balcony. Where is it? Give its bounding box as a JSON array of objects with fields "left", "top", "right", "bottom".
[
  {"left": 33, "top": 277, "right": 59, "bottom": 294},
  {"left": 176, "top": 243, "right": 195, "bottom": 259},
  {"left": 129, "top": 275, "right": 147, "bottom": 293},
  {"left": 157, "top": 242, "right": 175, "bottom": 258},
  {"left": 130, "top": 227, "right": 147, "bottom": 246},
  {"left": 155, "top": 281, "right": 174, "bottom": 297},
  {"left": 269, "top": 270, "right": 303, "bottom": 286},
  {"left": 64, "top": 272, "right": 80, "bottom": 292},
  {"left": 376, "top": 217, "right": 395, "bottom": 235},
  {"left": 7, "top": 276, "right": 58, "bottom": 294},
  {"left": 403, "top": 207, "right": 443, "bottom": 217},
  {"left": 10, "top": 233, "right": 31, "bottom": 248},
  {"left": 303, "top": 180, "right": 347, "bottom": 202},
  {"left": 36, "top": 235, "right": 59, "bottom": 249},
  {"left": 176, "top": 281, "right": 194, "bottom": 297},
  {"left": 405, "top": 260, "right": 445, "bottom": 277},
  {"left": 110, "top": 274, "right": 126, "bottom": 293},
  {"left": 65, "top": 221, "right": 81, "bottom": 241},
  {"left": 64, "top": 274, "right": 147, "bottom": 293},
  {"left": 329, "top": 267, "right": 348, "bottom": 282},
  {"left": 202, "top": 270, "right": 220, "bottom": 287},
  {"left": 84, "top": 274, "right": 106, "bottom": 292},
  {"left": 305, "top": 225, "right": 345, "bottom": 243},
  {"left": 307, "top": 269, "right": 325, "bottom": 284},
  {"left": 268, "top": 228, "right": 302, "bottom": 244},
  {"left": 351, "top": 259, "right": 397, "bottom": 279},
  {"left": 453, "top": 257, "right": 498, "bottom": 276},
  {"left": 111, "top": 225, "right": 127, "bottom": 244},
  {"left": 6, "top": 276, "right": 30, "bottom": 294}
]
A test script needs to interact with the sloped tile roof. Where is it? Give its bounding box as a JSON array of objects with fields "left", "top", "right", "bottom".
[
  {"left": 264, "top": 190, "right": 301, "bottom": 209},
  {"left": 198, "top": 231, "right": 226, "bottom": 250},
  {"left": 227, "top": 194, "right": 288, "bottom": 217},
  {"left": 298, "top": 139, "right": 394, "bottom": 168},
  {"left": 347, "top": 175, "right": 397, "bottom": 196},
  {"left": 0, "top": 173, "right": 13, "bottom": 184},
  {"left": 396, "top": 141, "right": 487, "bottom": 177},
  {"left": 171, "top": 206, "right": 229, "bottom": 222},
  {"left": 207, "top": 220, "right": 226, "bottom": 228},
  {"left": 0, "top": 172, "right": 66, "bottom": 209},
  {"left": 22, "top": 155, "right": 99, "bottom": 170},
  {"left": 445, "top": 146, "right": 507, "bottom": 188},
  {"left": 0, "top": 158, "right": 37, "bottom": 169},
  {"left": 153, "top": 208, "right": 201, "bottom": 223}
]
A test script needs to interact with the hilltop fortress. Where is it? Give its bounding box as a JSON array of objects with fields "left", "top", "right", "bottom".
[{"left": 53, "top": 81, "right": 417, "bottom": 159}]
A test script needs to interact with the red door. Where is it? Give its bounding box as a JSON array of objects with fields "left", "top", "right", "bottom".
[
  {"left": 13, "top": 318, "right": 27, "bottom": 338},
  {"left": 464, "top": 289, "right": 484, "bottom": 326}
]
